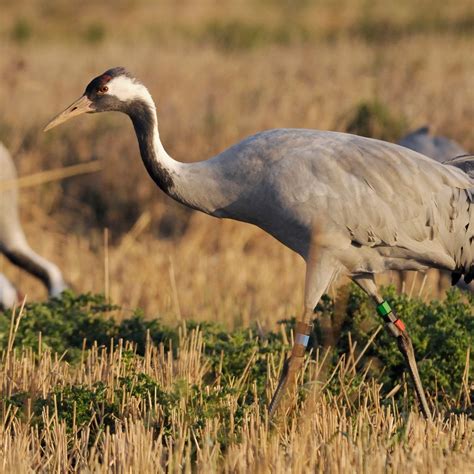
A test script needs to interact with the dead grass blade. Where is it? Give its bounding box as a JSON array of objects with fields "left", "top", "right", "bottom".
[{"left": 0, "top": 160, "right": 102, "bottom": 191}]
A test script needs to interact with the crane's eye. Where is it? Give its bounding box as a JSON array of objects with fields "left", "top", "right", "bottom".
[{"left": 98, "top": 85, "right": 108, "bottom": 94}]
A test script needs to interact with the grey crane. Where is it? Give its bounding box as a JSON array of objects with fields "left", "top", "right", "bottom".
[
  {"left": 0, "top": 142, "right": 67, "bottom": 309},
  {"left": 399, "top": 126, "right": 467, "bottom": 163},
  {"left": 44, "top": 68, "right": 473, "bottom": 419}
]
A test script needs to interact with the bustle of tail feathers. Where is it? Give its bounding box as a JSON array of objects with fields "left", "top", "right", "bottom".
[
  {"left": 464, "top": 202, "right": 474, "bottom": 284},
  {"left": 446, "top": 154, "right": 474, "bottom": 285},
  {"left": 443, "top": 154, "right": 474, "bottom": 180},
  {"left": 459, "top": 188, "right": 473, "bottom": 284},
  {"left": 467, "top": 171, "right": 474, "bottom": 283}
]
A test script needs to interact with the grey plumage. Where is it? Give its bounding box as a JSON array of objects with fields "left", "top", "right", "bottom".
[
  {"left": 398, "top": 126, "right": 467, "bottom": 162},
  {"left": 444, "top": 154, "right": 474, "bottom": 178},
  {"left": 196, "top": 129, "right": 473, "bottom": 284},
  {"left": 398, "top": 126, "right": 473, "bottom": 288},
  {"left": 399, "top": 127, "right": 473, "bottom": 178}
]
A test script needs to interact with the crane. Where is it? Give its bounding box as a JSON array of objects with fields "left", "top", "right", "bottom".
[
  {"left": 44, "top": 67, "right": 473, "bottom": 419},
  {"left": 399, "top": 126, "right": 467, "bottom": 163},
  {"left": 0, "top": 142, "right": 67, "bottom": 309}
]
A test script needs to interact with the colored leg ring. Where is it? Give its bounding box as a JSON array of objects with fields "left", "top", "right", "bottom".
[
  {"left": 376, "top": 300, "right": 406, "bottom": 333},
  {"left": 292, "top": 321, "right": 312, "bottom": 357}
]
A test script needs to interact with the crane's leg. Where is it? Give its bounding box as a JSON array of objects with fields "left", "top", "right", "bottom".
[
  {"left": 354, "top": 276, "right": 432, "bottom": 419},
  {"left": 269, "top": 257, "right": 336, "bottom": 418}
]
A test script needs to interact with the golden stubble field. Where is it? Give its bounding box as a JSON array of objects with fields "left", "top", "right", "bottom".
[{"left": 0, "top": 0, "right": 473, "bottom": 471}]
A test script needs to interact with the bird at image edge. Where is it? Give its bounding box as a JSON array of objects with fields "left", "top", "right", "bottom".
[{"left": 0, "top": 142, "right": 67, "bottom": 308}]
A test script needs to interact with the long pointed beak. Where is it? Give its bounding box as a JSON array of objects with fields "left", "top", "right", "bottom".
[{"left": 44, "top": 95, "right": 94, "bottom": 132}]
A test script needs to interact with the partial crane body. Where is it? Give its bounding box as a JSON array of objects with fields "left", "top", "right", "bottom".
[
  {"left": 399, "top": 126, "right": 474, "bottom": 292},
  {"left": 399, "top": 126, "right": 473, "bottom": 178},
  {"left": 0, "top": 142, "right": 67, "bottom": 309},
  {"left": 444, "top": 154, "right": 474, "bottom": 178},
  {"left": 398, "top": 126, "right": 468, "bottom": 163},
  {"left": 399, "top": 126, "right": 467, "bottom": 162},
  {"left": 45, "top": 68, "right": 474, "bottom": 418},
  {"left": 0, "top": 273, "right": 18, "bottom": 308}
]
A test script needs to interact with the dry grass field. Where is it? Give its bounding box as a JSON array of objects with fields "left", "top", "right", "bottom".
[
  {"left": 1, "top": 304, "right": 473, "bottom": 473},
  {"left": 0, "top": 0, "right": 473, "bottom": 471}
]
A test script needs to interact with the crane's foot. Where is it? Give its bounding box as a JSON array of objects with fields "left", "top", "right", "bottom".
[
  {"left": 377, "top": 301, "right": 432, "bottom": 419},
  {"left": 268, "top": 321, "right": 312, "bottom": 418},
  {"left": 268, "top": 355, "right": 304, "bottom": 418},
  {"left": 397, "top": 331, "right": 432, "bottom": 419}
]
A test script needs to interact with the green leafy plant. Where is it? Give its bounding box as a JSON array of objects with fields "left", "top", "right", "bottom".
[
  {"left": 335, "top": 286, "right": 473, "bottom": 405},
  {"left": 11, "top": 18, "right": 32, "bottom": 44},
  {"left": 344, "top": 100, "right": 407, "bottom": 142},
  {"left": 1, "top": 286, "right": 472, "bottom": 435},
  {"left": 83, "top": 23, "right": 106, "bottom": 44}
]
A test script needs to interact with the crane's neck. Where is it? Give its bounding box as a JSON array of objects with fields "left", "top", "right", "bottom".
[{"left": 125, "top": 95, "right": 222, "bottom": 214}]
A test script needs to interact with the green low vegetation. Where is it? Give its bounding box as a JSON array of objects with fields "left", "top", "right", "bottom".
[
  {"left": 344, "top": 100, "right": 407, "bottom": 142},
  {"left": 1, "top": 287, "right": 472, "bottom": 444}
]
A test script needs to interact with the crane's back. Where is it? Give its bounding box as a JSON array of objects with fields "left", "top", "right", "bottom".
[{"left": 210, "top": 129, "right": 473, "bottom": 281}]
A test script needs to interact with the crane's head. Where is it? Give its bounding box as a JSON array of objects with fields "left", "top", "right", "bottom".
[{"left": 44, "top": 67, "right": 152, "bottom": 131}]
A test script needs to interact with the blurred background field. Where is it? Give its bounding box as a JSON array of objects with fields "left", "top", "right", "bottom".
[
  {"left": 1, "top": 1, "right": 474, "bottom": 472},
  {"left": 0, "top": 0, "right": 473, "bottom": 325}
]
